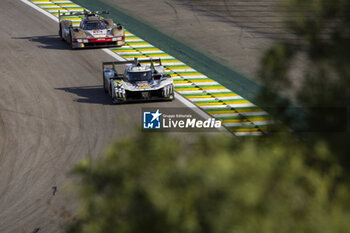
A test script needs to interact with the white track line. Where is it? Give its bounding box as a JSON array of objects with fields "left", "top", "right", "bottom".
[
  {"left": 177, "top": 89, "right": 232, "bottom": 94},
  {"left": 124, "top": 44, "right": 155, "bottom": 48},
  {"left": 174, "top": 82, "right": 220, "bottom": 86},
  {"left": 171, "top": 75, "right": 208, "bottom": 79},
  {"left": 235, "top": 132, "right": 264, "bottom": 136},
  {"left": 223, "top": 120, "right": 273, "bottom": 127},
  {"left": 165, "top": 69, "right": 197, "bottom": 72},
  {"left": 200, "top": 103, "right": 255, "bottom": 109},
  {"left": 212, "top": 111, "right": 268, "bottom": 118},
  {"left": 189, "top": 96, "right": 243, "bottom": 102}
]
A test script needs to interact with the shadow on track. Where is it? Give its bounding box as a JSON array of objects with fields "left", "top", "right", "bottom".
[
  {"left": 56, "top": 85, "right": 174, "bottom": 105},
  {"left": 12, "top": 35, "right": 113, "bottom": 51},
  {"left": 55, "top": 85, "right": 115, "bottom": 105},
  {"left": 12, "top": 35, "right": 70, "bottom": 50}
]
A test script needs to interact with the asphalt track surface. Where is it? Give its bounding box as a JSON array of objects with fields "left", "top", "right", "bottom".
[
  {"left": 0, "top": 0, "right": 202, "bottom": 232},
  {"left": 100, "top": 0, "right": 285, "bottom": 82}
]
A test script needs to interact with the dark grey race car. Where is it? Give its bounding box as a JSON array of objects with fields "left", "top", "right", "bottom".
[{"left": 103, "top": 58, "right": 174, "bottom": 104}]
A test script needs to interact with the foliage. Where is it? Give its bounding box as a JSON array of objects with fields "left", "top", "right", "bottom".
[
  {"left": 65, "top": 133, "right": 350, "bottom": 233},
  {"left": 258, "top": 0, "right": 350, "bottom": 169},
  {"left": 260, "top": 0, "right": 350, "bottom": 105},
  {"left": 63, "top": 1, "right": 350, "bottom": 232}
]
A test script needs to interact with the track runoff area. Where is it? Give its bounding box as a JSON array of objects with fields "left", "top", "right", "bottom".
[{"left": 23, "top": 0, "right": 273, "bottom": 137}]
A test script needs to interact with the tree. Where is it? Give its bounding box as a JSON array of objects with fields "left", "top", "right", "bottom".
[
  {"left": 62, "top": 1, "right": 350, "bottom": 232},
  {"left": 258, "top": 0, "right": 350, "bottom": 170},
  {"left": 65, "top": 133, "right": 350, "bottom": 233}
]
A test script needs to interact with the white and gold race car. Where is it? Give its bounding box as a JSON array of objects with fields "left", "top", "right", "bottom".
[
  {"left": 59, "top": 10, "right": 125, "bottom": 49},
  {"left": 103, "top": 58, "right": 174, "bottom": 104}
]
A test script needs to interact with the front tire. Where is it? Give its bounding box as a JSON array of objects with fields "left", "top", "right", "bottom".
[
  {"left": 68, "top": 31, "right": 74, "bottom": 49},
  {"left": 59, "top": 25, "right": 63, "bottom": 41},
  {"left": 168, "top": 94, "right": 175, "bottom": 101}
]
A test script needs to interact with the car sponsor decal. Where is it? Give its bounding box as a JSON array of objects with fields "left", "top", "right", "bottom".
[
  {"left": 26, "top": 0, "right": 273, "bottom": 137},
  {"left": 137, "top": 82, "right": 150, "bottom": 88}
]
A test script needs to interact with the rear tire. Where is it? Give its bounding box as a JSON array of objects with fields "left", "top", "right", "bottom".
[
  {"left": 103, "top": 76, "right": 108, "bottom": 93},
  {"left": 109, "top": 84, "right": 113, "bottom": 98},
  {"left": 60, "top": 21, "right": 72, "bottom": 42}
]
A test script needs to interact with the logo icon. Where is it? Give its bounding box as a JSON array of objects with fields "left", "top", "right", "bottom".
[{"left": 143, "top": 109, "right": 162, "bottom": 129}]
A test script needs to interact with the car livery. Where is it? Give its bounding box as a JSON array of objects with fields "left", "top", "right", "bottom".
[
  {"left": 58, "top": 10, "right": 125, "bottom": 49},
  {"left": 103, "top": 58, "right": 174, "bottom": 104}
]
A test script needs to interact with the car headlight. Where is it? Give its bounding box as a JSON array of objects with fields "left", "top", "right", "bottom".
[
  {"left": 112, "top": 37, "right": 122, "bottom": 41},
  {"left": 83, "top": 39, "right": 89, "bottom": 43},
  {"left": 113, "top": 37, "right": 122, "bottom": 41},
  {"left": 77, "top": 39, "right": 83, "bottom": 43}
]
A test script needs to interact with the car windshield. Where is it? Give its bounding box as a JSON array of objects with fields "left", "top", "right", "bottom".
[
  {"left": 83, "top": 21, "right": 106, "bottom": 30},
  {"left": 127, "top": 71, "right": 152, "bottom": 81}
]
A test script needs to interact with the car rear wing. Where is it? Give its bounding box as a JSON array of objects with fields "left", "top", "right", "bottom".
[
  {"left": 58, "top": 9, "right": 110, "bottom": 22},
  {"left": 102, "top": 58, "right": 163, "bottom": 71}
]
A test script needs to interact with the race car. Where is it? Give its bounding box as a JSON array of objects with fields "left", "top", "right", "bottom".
[
  {"left": 58, "top": 10, "right": 125, "bottom": 49},
  {"left": 103, "top": 58, "right": 174, "bottom": 104}
]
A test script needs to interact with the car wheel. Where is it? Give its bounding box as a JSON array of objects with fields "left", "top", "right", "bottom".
[
  {"left": 109, "top": 84, "right": 113, "bottom": 98},
  {"left": 168, "top": 93, "right": 175, "bottom": 101},
  {"left": 69, "top": 32, "right": 74, "bottom": 49},
  {"left": 59, "top": 25, "right": 63, "bottom": 41},
  {"left": 103, "top": 76, "right": 108, "bottom": 93}
]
